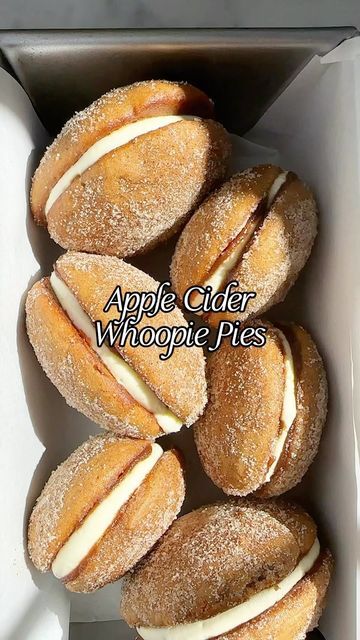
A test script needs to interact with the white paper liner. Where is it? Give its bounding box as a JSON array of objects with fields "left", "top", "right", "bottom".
[{"left": 0, "top": 68, "right": 70, "bottom": 640}]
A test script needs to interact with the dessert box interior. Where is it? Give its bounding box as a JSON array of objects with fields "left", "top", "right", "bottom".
[{"left": 1, "top": 28, "right": 359, "bottom": 640}]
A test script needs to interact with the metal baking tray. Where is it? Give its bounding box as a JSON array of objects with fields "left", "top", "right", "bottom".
[
  {"left": 0, "top": 27, "right": 356, "bottom": 135},
  {"left": 1, "top": 27, "right": 357, "bottom": 640}
]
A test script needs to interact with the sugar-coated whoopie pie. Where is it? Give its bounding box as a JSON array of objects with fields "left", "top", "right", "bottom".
[
  {"left": 31, "top": 80, "right": 231, "bottom": 257},
  {"left": 26, "top": 252, "right": 207, "bottom": 439},
  {"left": 28, "top": 434, "right": 185, "bottom": 592},
  {"left": 194, "top": 320, "right": 327, "bottom": 497},
  {"left": 121, "top": 500, "right": 333, "bottom": 640},
  {"left": 171, "top": 165, "right": 318, "bottom": 325}
]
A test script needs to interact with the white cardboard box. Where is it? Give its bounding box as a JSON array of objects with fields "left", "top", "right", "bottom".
[{"left": 1, "top": 34, "right": 359, "bottom": 640}]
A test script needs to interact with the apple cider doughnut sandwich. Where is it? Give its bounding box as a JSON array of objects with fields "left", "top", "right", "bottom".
[
  {"left": 25, "top": 252, "right": 207, "bottom": 439},
  {"left": 121, "top": 499, "right": 333, "bottom": 640},
  {"left": 31, "top": 80, "right": 231, "bottom": 257},
  {"left": 171, "top": 164, "right": 318, "bottom": 325},
  {"left": 194, "top": 320, "right": 327, "bottom": 497},
  {"left": 28, "top": 434, "right": 185, "bottom": 592}
]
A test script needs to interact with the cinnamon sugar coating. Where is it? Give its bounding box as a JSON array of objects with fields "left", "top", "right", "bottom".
[
  {"left": 195, "top": 320, "right": 285, "bottom": 495},
  {"left": 66, "top": 449, "right": 185, "bottom": 592},
  {"left": 257, "top": 323, "right": 328, "bottom": 497},
  {"left": 31, "top": 80, "right": 231, "bottom": 256},
  {"left": 26, "top": 254, "right": 207, "bottom": 437},
  {"left": 194, "top": 320, "right": 327, "bottom": 497},
  {"left": 121, "top": 499, "right": 327, "bottom": 628},
  {"left": 28, "top": 435, "right": 152, "bottom": 571},
  {"left": 25, "top": 278, "right": 162, "bottom": 438},
  {"left": 214, "top": 551, "right": 333, "bottom": 640},
  {"left": 47, "top": 119, "right": 230, "bottom": 257},
  {"left": 171, "top": 165, "right": 317, "bottom": 325},
  {"left": 28, "top": 435, "right": 185, "bottom": 592},
  {"left": 55, "top": 252, "right": 207, "bottom": 427}
]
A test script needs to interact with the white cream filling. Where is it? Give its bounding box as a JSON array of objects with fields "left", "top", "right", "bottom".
[
  {"left": 191, "top": 218, "right": 258, "bottom": 309},
  {"left": 50, "top": 271, "right": 182, "bottom": 434},
  {"left": 192, "top": 172, "right": 288, "bottom": 309},
  {"left": 45, "top": 115, "right": 197, "bottom": 215},
  {"left": 267, "top": 171, "right": 288, "bottom": 207},
  {"left": 52, "top": 443, "right": 163, "bottom": 580},
  {"left": 137, "top": 538, "right": 320, "bottom": 640},
  {"left": 263, "top": 328, "right": 297, "bottom": 484}
]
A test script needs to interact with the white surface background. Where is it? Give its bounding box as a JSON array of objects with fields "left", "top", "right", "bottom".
[{"left": 0, "top": 0, "right": 359, "bottom": 30}]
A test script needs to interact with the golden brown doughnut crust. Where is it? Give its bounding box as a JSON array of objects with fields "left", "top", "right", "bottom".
[
  {"left": 28, "top": 435, "right": 185, "bottom": 592},
  {"left": 31, "top": 80, "right": 231, "bottom": 257},
  {"left": 31, "top": 80, "right": 215, "bottom": 225},
  {"left": 132, "top": 552, "right": 332, "bottom": 640},
  {"left": 55, "top": 252, "right": 207, "bottom": 427},
  {"left": 256, "top": 323, "right": 328, "bottom": 498},
  {"left": 170, "top": 165, "right": 317, "bottom": 326},
  {"left": 194, "top": 321, "right": 285, "bottom": 496},
  {"left": 171, "top": 165, "right": 282, "bottom": 296},
  {"left": 28, "top": 435, "right": 154, "bottom": 571},
  {"left": 134, "top": 554, "right": 332, "bottom": 640},
  {"left": 194, "top": 321, "right": 327, "bottom": 497},
  {"left": 25, "top": 278, "right": 162, "bottom": 439},
  {"left": 120, "top": 499, "right": 318, "bottom": 628},
  {"left": 215, "top": 550, "right": 333, "bottom": 640},
  {"left": 65, "top": 449, "right": 185, "bottom": 592},
  {"left": 47, "top": 119, "right": 231, "bottom": 257}
]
